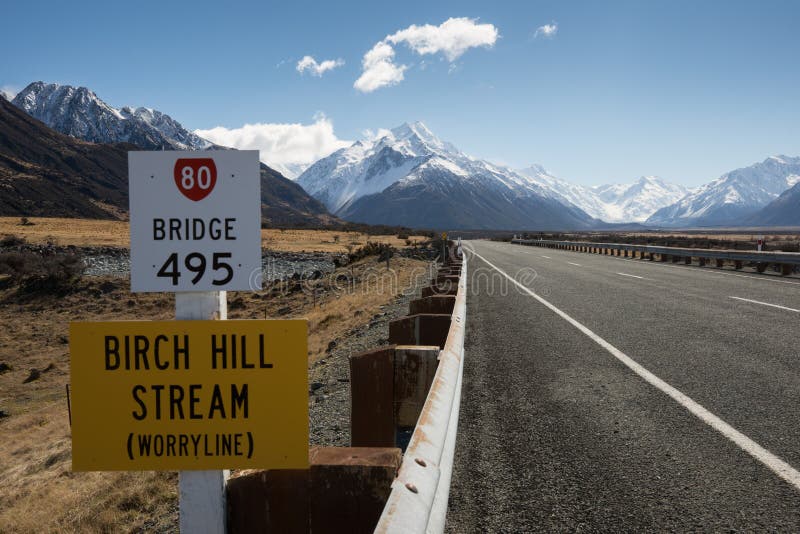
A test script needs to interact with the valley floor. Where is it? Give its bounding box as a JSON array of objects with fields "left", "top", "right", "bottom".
[{"left": 0, "top": 217, "right": 429, "bottom": 253}]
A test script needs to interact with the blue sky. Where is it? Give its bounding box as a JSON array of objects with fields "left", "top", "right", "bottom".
[{"left": 2, "top": 0, "right": 799, "bottom": 186}]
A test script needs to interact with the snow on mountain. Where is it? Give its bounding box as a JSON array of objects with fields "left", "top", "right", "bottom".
[
  {"left": 746, "top": 181, "right": 800, "bottom": 226},
  {"left": 646, "top": 155, "right": 800, "bottom": 227},
  {"left": 268, "top": 162, "right": 310, "bottom": 180},
  {"left": 515, "top": 168, "right": 688, "bottom": 223},
  {"left": 12, "top": 82, "right": 211, "bottom": 150},
  {"left": 593, "top": 176, "right": 690, "bottom": 222},
  {"left": 297, "top": 122, "right": 596, "bottom": 230},
  {"left": 119, "top": 106, "right": 211, "bottom": 149},
  {"left": 516, "top": 165, "right": 610, "bottom": 220}
]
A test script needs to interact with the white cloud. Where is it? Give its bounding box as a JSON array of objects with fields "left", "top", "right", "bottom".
[
  {"left": 353, "top": 42, "right": 407, "bottom": 93},
  {"left": 386, "top": 17, "right": 498, "bottom": 61},
  {"left": 195, "top": 115, "right": 351, "bottom": 178},
  {"left": 361, "top": 127, "right": 393, "bottom": 141},
  {"left": 0, "top": 85, "right": 19, "bottom": 100},
  {"left": 354, "top": 17, "right": 498, "bottom": 93},
  {"left": 534, "top": 22, "right": 558, "bottom": 39},
  {"left": 296, "top": 55, "right": 344, "bottom": 77}
]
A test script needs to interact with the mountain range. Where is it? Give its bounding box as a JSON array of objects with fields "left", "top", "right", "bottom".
[
  {"left": 297, "top": 122, "right": 600, "bottom": 229},
  {"left": 297, "top": 122, "right": 692, "bottom": 229},
  {"left": 4, "top": 80, "right": 800, "bottom": 229},
  {"left": 746, "top": 181, "right": 800, "bottom": 226},
  {"left": 2, "top": 83, "right": 334, "bottom": 226},
  {"left": 514, "top": 167, "right": 689, "bottom": 223},
  {"left": 646, "top": 156, "right": 800, "bottom": 227},
  {"left": 12, "top": 82, "right": 212, "bottom": 151}
]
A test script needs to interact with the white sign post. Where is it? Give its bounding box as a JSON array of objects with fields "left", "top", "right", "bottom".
[
  {"left": 176, "top": 291, "right": 229, "bottom": 534},
  {"left": 129, "top": 150, "right": 261, "bottom": 533},
  {"left": 758, "top": 235, "right": 764, "bottom": 252},
  {"left": 129, "top": 150, "right": 262, "bottom": 293}
]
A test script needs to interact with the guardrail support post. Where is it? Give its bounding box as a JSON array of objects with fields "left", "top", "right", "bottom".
[
  {"left": 735, "top": 260, "right": 743, "bottom": 270},
  {"left": 350, "top": 345, "right": 440, "bottom": 448},
  {"left": 310, "top": 447, "right": 401, "bottom": 534},
  {"left": 782, "top": 264, "right": 794, "bottom": 276},
  {"left": 228, "top": 447, "right": 402, "bottom": 534},
  {"left": 699, "top": 258, "right": 706, "bottom": 267},
  {"left": 757, "top": 262, "right": 768, "bottom": 273},
  {"left": 389, "top": 314, "right": 452, "bottom": 349}
]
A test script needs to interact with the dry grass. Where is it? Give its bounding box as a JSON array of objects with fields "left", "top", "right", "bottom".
[
  {"left": 0, "top": 217, "right": 428, "bottom": 252},
  {"left": 0, "top": 255, "right": 430, "bottom": 532},
  {"left": 261, "top": 228, "right": 428, "bottom": 253},
  {"left": 0, "top": 217, "right": 130, "bottom": 248},
  {"left": 226, "top": 256, "right": 433, "bottom": 359}
]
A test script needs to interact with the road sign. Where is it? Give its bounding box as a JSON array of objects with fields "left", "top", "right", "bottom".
[
  {"left": 129, "top": 151, "right": 262, "bottom": 292},
  {"left": 758, "top": 235, "right": 764, "bottom": 251},
  {"left": 69, "top": 320, "right": 308, "bottom": 471}
]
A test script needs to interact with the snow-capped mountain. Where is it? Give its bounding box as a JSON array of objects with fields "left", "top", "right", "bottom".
[
  {"left": 269, "top": 162, "right": 311, "bottom": 180},
  {"left": 12, "top": 82, "right": 212, "bottom": 150},
  {"left": 515, "top": 165, "right": 609, "bottom": 220},
  {"left": 593, "top": 176, "right": 689, "bottom": 222},
  {"left": 646, "top": 156, "right": 800, "bottom": 227},
  {"left": 297, "top": 122, "right": 596, "bottom": 230},
  {"left": 514, "top": 169, "right": 687, "bottom": 223},
  {"left": 746, "top": 182, "right": 800, "bottom": 226}
]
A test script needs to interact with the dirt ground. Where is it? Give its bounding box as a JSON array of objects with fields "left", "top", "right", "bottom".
[
  {"left": 0, "top": 255, "right": 431, "bottom": 533},
  {"left": 0, "top": 217, "right": 429, "bottom": 252}
]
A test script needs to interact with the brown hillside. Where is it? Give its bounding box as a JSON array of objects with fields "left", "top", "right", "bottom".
[{"left": 0, "top": 96, "right": 336, "bottom": 225}]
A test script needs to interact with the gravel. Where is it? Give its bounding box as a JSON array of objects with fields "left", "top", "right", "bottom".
[
  {"left": 83, "top": 249, "right": 341, "bottom": 280},
  {"left": 307, "top": 270, "right": 428, "bottom": 447}
]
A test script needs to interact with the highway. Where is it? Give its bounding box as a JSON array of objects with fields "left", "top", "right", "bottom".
[{"left": 445, "top": 240, "right": 800, "bottom": 532}]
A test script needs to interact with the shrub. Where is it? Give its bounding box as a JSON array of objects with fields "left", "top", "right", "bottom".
[
  {"left": 348, "top": 241, "right": 396, "bottom": 262},
  {"left": 0, "top": 251, "right": 83, "bottom": 293},
  {"left": 0, "top": 234, "right": 25, "bottom": 247}
]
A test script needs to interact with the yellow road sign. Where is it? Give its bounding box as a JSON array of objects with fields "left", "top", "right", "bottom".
[{"left": 69, "top": 320, "right": 308, "bottom": 471}]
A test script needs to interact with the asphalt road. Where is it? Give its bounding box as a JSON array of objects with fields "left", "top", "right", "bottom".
[{"left": 446, "top": 240, "right": 800, "bottom": 532}]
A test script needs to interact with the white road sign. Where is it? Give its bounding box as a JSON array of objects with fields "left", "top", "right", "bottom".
[{"left": 129, "top": 151, "right": 261, "bottom": 292}]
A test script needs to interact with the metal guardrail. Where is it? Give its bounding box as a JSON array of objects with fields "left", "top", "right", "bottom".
[
  {"left": 512, "top": 239, "right": 800, "bottom": 268},
  {"left": 375, "top": 253, "right": 467, "bottom": 534}
]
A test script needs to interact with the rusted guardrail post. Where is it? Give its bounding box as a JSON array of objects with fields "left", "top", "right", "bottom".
[
  {"left": 227, "top": 447, "right": 402, "bottom": 534},
  {"left": 350, "top": 345, "right": 440, "bottom": 448}
]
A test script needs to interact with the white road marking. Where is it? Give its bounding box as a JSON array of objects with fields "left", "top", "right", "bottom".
[
  {"left": 729, "top": 296, "right": 800, "bottom": 313},
  {"left": 541, "top": 255, "right": 552, "bottom": 259},
  {"left": 617, "top": 272, "right": 646, "bottom": 280},
  {"left": 468, "top": 246, "right": 800, "bottom": 493},
  {"left": 567, "top": 262, "right": 581, "bottom": 267}
]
